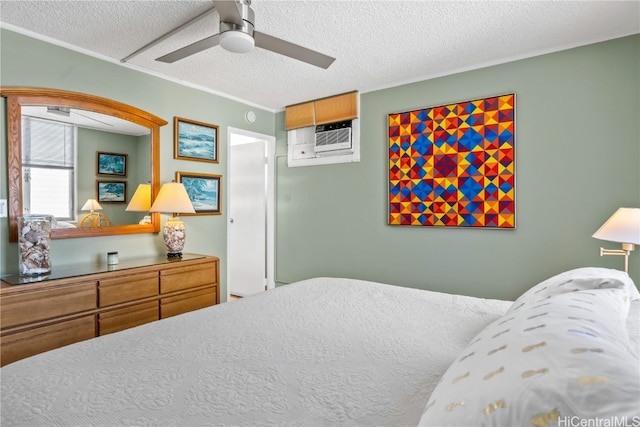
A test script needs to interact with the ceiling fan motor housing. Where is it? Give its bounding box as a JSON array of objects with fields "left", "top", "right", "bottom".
[
  {"left": 155, "top": 0, "right": 335, "bottom": 68},
  {"left": 219, "top": 1, "right": 255, "bottom": 53}
]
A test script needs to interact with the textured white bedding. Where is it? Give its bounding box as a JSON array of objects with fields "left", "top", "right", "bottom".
[
  {"left": 628, "top": 299, "right": 640, "bottom": 358},
  {"left": 0, "top": 277, "right": 512, "bottom": 427}
]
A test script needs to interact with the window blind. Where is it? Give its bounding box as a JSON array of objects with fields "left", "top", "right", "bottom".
[
  {"left": 22, "top": 116, "right": 74, "bottom": 167},
  {"left": 21, "top": 115, "right": 76, "bottom": 220}
]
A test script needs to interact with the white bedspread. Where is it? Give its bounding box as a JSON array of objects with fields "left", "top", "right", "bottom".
[{"left": 0, "top": 278, "right": 516, "bottom": 426}]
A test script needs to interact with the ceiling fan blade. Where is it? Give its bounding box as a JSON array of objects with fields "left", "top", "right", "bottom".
[
  {"left": 254, "top": 31, "right": 335, "bottom": 69},
  {"left": 212, "top": 0, "right": 243, "bottom": 25},
  {"left": 156, "top": 34, "right": 220, "bottom": 63}
]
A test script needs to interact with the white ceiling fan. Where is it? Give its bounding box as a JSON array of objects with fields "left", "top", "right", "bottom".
[{"left": 156, "top": 0, "right": 335, "bottom": 69}]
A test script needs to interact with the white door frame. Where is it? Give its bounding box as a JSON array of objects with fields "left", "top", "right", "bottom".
[{"left": 226, "top": 127, "right": 276, "bottom": 300}]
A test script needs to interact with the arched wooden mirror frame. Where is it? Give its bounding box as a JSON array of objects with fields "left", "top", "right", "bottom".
[{"left": 1, "top": 87, "right": 167, "bottom": 242}]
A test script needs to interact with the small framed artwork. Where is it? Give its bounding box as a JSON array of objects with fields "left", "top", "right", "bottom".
[
  {"left": 174, "top": 117, "right": 219, "bottom": 163},
  {"left": 177, "top": 171, "right": 222, "bottom": 215},
  {"left": 97, "top": 151, "right": 128, "bottom": 177},
  {"left": 97, "top": 180, "right": 127, "bottom": 203}
]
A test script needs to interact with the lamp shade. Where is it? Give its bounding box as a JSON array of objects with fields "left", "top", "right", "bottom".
[
  {"left": 592, "top": 207, "right": 640, "bottom": 245},
  {"left": 149, "top": 182, "right": 195, "bottom": 214},
  {"left": 81, "top": 199, "right": 103, "bottom": 211},
  {"left": 126, "top": 183, "right": 151, "bottom": 212}
]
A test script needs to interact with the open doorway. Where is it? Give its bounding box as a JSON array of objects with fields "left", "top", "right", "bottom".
[{"left": 226, "top": 127, "right": 275, "bottom": 299}]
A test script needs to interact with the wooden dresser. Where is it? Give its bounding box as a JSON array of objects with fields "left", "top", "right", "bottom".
[{"left": 0, "top": 254, "right": 219, "bottom": 366}]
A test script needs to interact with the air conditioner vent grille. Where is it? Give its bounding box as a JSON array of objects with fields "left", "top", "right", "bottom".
[{"left": 314, "top": 121, "right": 352, "bottom": 153}]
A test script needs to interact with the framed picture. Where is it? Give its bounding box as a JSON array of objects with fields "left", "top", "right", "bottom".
[
  {"left": 97, "top": 180, "right": 127, "bottom": 203},
  {"left": 177, "top": 171, "right": 222, "bottom": 215},
  {"left": 97, "top": 151, "right": 128, "bottom": 177},
  {"left": 388, "top": 93, "right": 516, "bottom": 228},
  {"left": 174, "top": 117, "right": 219, "bottom": 163}
]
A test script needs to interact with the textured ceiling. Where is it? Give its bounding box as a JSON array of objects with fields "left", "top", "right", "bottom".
[{"left": 1, "top": 1, "right": 638, "bottom": 111}]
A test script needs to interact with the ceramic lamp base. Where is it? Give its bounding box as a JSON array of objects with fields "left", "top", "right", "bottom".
[{"left": 162, "top": 216, "right": 186, "bottom": 258}]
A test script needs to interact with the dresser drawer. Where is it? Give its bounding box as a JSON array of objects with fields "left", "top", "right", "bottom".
[
  {"left": 99, "top": 272, "right": 158, "bottom": 307},
  {"left": 160, "top": 261, "right": 217, "bottom": 294},
  {"left": 160, "top": 286, "right": 216, "bottom": 319},
  {"left": 0, "top": 315, "right": 96, "bottom": 366},
  {"left": 99, "top": 301, "right": 159, "bottom": 335},
  {"left": 1, "top": 282, "right": 97, "bottom": 329}
]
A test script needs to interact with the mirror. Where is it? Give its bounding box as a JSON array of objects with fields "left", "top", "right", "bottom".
[{"left": 2, "top": 87, "right": 167, "bottom": 241}]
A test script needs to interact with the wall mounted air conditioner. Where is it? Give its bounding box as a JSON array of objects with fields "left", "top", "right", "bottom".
[{"left": 314, "top": 120, "right": 352, "bottom": 154}]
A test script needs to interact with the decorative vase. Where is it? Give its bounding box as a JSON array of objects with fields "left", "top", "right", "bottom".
[
  {"left": 18, "top": 215, "right": 52, "bottom": 276},
  {"left": 162, "top": 216, "right": 186, "bottom": 258}
]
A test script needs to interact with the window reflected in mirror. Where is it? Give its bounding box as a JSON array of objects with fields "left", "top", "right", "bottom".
[{"left": 21, "top": 116, "right": 75, "bottom": 220}]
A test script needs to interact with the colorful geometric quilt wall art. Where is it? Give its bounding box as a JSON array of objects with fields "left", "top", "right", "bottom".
[{"left": 388, "top": 93, "right": 515, "bottom": 228}]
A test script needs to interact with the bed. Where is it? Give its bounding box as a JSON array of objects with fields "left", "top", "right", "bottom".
[{"left": 1, "top": 268, "right": 639, "bottom": 426}]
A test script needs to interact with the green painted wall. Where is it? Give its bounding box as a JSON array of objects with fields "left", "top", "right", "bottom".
[
  {"left": 0, "top": 29, "right": 275, "bottom": 300},
  {"left": 274, "top": 34, "right": 640, "bottom": 300},
  {"left": 77, "top": 128, "right": 142, "bottom": 225},
  {"left": 2, "top": 29, "right": 639, "bottom": 302}
]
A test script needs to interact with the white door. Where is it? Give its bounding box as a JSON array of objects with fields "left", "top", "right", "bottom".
[{"left": 227, "top": 129, "right": 275, "bottom": 297}]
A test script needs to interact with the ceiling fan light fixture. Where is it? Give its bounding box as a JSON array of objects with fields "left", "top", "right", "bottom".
[{"left": 220, "top": 31, "right": 254, "bottom": 54}]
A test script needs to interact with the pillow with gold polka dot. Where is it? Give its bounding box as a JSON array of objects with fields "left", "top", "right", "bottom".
[
  {"left": 507, "top": 267, "right": 639, "bottom": 316},
  {"left": 418, "top": 288, "right": 640, "bottom": 426}
]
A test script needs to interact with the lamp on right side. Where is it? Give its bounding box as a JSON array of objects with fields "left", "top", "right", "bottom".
[
  {"left": 592, "top": 207, "right": 640, "bottom": 273},
  {"left": 149, "top": 181, "right": 196, "bottom": 259}
]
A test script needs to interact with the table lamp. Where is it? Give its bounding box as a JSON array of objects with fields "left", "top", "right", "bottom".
[
  {"left": 592, "top": 207, "right": 640, "bottom": 273},
  {"left": 125, "top": 183, "right": 152, "bottom": 224},
  {"left": 80, "top": 199, "right": 110, "bottom": 227},
  {"left": 149, "top": 181, "right": 195, "bottom": 258}
]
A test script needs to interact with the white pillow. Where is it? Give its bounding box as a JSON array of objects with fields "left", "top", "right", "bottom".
[
  {"left": 419, "top": 288, "right": 640, "bottom": 426},
  {"left": 508, "top": 268, "right": 640, "bottom": 315}
]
